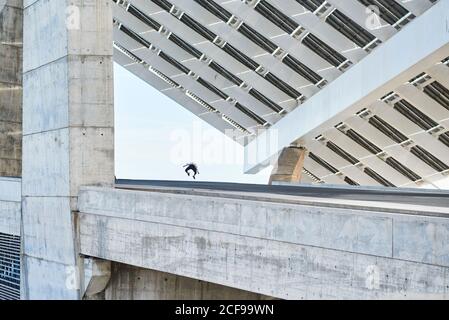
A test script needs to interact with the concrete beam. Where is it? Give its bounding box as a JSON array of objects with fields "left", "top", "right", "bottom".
[
  {"left": 269, "top": 146, "right": 306, "bottom": 184},
  {"left": 244, "top": 0, "right": 449, "bottom": 173},
  {"left": 78, "top": 187, "right": 449, "bottom": 299},
  {"left": 0, "top": 0, "right": 22, "bottom": 177},
  {"left": 21, "top": 0, "right": 114, "bottom": 299}
]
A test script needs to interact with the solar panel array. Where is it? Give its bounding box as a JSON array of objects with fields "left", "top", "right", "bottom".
[{"left": 112, "top": 0, "right": 448, "bottom": 187}]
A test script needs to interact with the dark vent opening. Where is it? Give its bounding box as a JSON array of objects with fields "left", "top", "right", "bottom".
[
  {"left": 119, "top": 25, "right": 151, "bottom": 48},
  {"left": 411, "top": 146, "right": 449, "bottom": 172},
  {"left": 249, "top": 89, "right": 283, "bottom": 113},
  {"left": 180, "top": 14, "right": 217, "bottom": 42},
  {"left": 238, "top": 23, "right": 278, "bottom": 54},
  {"left": 194, "top": 0, "right": 233, "bottom": 22},
  {"left": 438, "top": 132, "right": 449, "bottom": 148},
  {"left": 302, "top": 33, "right": 347, "bottom": 67},
  {"left": 255, "top": 0, "right": 299, "bottom": 34},
  {"left": 309, "top": 152, "right": 339, "bottom": 174},
  {"left": 357, "top": 0, "right": 409, "bottom": 25},
  {"left": 364, "top": 167, "right": 396, "bottom": 187},
  {"left": 208, "top": 61, "right": 243, "bottom": 86},
  {"left": 222, "top": 43, "right": 259, "bottom": 70},
  {"left": 424, "top": 81, "right": 449, "bottom": 111},
  {"left": 385, "top": 157, "right": 422, "bottom": 182},
  {"left": 326, "top": 141, "right": 359, "bottom": 165},
  {"left": 169, "top": 34, "right": 203, "bottom": 59},
  {"left": 344, "top": 129, "right": 382, "bottom": 154},
  {"left": 150, "top": 0, "right": 172, "bottom": 11},
  {"left": 344, "top": 176, "right": 360, "bottom": 186},
  {"left": 326, "top": 10, "right": 376, "bottom": 48},
  {"left": 197, "top": 77, "right": 229, "bottom": 100},
  {"left": 393, "top": 99, "right": 438, "bottom": 131},
  {"left": 295, "top": 0, "right": 325, "bottom": 12},
  {"left": 264, "top": 72, "right": 303, "bottom": 100},
  {"left": 159, "top": 51, "right": 190, "bottom": 74},
  {"left": 235, "top": 102, "right": 267, "bottom": 126},
  {"left": 368, "top": 115, "right": 408, "bottom": 144},
  {"left": 283, "top": 55, "right": 322, "bottom": 84},
  {"left": 128, "top": 5, "right": 162, "bottom": 31},
  {"left": 0, "top": 232, "right": 21, "bottom": 300}
]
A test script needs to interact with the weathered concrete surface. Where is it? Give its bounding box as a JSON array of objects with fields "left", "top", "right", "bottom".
[
  {"left": 78, "top": 187, "right": 449, "bottom": 300},
  {"left": 0, "top": 0, "right": 22, "bottom": 177},
  {"left": 82, "top": 258, "right": 111, "bottom": 299},
  {"left": 269, "top": 147, "right": 306, "bottom": 184},
  {"left": 0, "top": 176, "right": 20, "bottom": 236},
  {"left": 105, "top": 263, "right": 273, "bottom": 300},
  {"left": 21, "top": 0, "right": 114, "bottom": 300}
]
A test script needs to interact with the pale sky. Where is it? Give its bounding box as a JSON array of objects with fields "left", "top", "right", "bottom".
[{"left": 114, "top": 63, "right": 272, "bottom": 183}]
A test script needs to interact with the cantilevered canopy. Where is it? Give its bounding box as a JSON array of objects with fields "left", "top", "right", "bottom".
[{"left": 112, "top": 0, "right": 449, "bottom": 188}]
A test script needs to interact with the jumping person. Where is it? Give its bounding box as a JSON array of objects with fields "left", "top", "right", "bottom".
[{"left": 183, "top": 163, "right": 199, "bottom": 179}]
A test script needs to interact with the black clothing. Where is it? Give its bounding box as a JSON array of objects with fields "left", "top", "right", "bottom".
[{"left": 184, "top": 163, "right": 199, "bottom": 179}]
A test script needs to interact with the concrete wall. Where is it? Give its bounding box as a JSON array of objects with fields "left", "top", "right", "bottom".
[
  {"left": 21, "top": 0, "right": 114, "bottom": 299},
  {"left": 105, "top": 262, "right": 272, "bottom": 300},
  {"left": 0, "top": 0, "right": 22, "bottom": 177},
  {"left": 78, "top": 187, "right": 449, "bottom": 300},
  {"left": 0, "top": 177, "right": 20, "bottom": 236}
]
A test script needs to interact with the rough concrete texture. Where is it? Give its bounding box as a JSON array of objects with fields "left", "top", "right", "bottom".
[
  {"left": 269, "top": 147, "right": 306, "bottom": 184},
  {"left": 83, "top": 258, "right": 111, "bottom": 298},
  {"left": 0, "top": 0, "right": 22, "bottom": 177},
  {"left": 105, "top": 262, "right": 273, "bottom": 300},
  {"left": 0, "top": 177, "right": 20, "bottom": 235},
  {"left": 21, "top": 0, "right": 114, "bottom": 299},
  {"left": 78, "top": 187, "right": 449, "bottom": 300}
]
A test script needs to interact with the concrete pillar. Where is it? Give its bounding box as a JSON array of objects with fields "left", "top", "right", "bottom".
[
  {"left": 82, "top": 258, "right": 111, "bottom": 300},
  {"left": 269, "top": 146, "right": 306, "bottom": 185},
  {"left": 21, "top": 0, "right": 114, "bottom": 299},
  {"left": 0, "top": 0, "right": 22, "bottom": 177}
]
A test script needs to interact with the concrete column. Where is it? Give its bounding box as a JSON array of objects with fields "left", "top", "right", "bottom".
[
  {"left": 21, "top": 0, "right": 114, "bottom": 299},
  {"left": 269, "top": 146, "right": 306, "bottom": 185},
  {"left": 0, "top": 0, "right": 22, "bottom": 177}
]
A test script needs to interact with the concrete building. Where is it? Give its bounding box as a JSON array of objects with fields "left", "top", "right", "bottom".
[{"left": 1, "top": 0, "right": 449, "bottom": 300}]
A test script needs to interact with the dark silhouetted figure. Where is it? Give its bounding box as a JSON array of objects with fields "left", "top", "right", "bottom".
[{"left": 183, "top": 163, "right": 199, "bottom": 179}]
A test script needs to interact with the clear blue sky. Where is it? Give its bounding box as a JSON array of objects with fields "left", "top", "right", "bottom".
[{"left": 114, "top": 63, "right": 272, "bottom": 183}]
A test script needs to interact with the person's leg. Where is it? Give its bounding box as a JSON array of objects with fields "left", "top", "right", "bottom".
[{"left": 185, "top": 167, "right": 190, "bottom": 176}]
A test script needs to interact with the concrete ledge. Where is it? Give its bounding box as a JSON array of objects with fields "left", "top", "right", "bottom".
[
  {"left": 78, "top": 187, "right": 449, "bottom": 299},
  {"left": 0, "top": 176, "right": 21, "bottom": 202},
  {"left": 79, "top": 212, "right": 449, "bottom": 300},
  {"left": 0, "top": 177, "right": 21, "bottom": 235}
]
